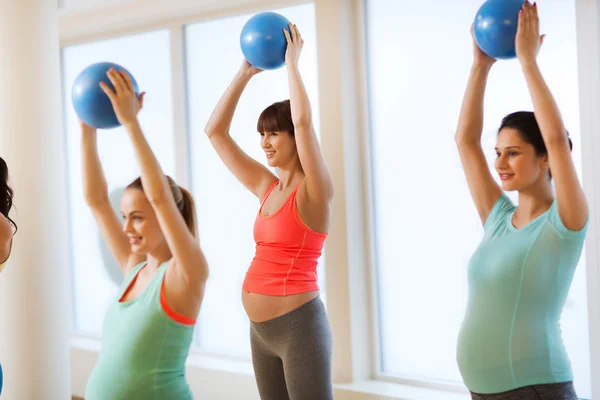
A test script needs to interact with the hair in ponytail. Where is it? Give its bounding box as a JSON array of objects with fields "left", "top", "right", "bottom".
[{"left": 177, "top": 187, "right": 197, "bottom": 237}]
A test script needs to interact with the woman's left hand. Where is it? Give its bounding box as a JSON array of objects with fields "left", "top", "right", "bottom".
[
  {"left": 99, "top": 68, "right": 146, "bottom": 126},
  {"left": 284, "top": 22, "right": 304, "bottom": 67},
  {"left": 516, "top": 1, "right": 545, "bottom": 66}
]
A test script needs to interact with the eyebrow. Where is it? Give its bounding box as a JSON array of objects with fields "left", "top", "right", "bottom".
[
  {"left": 495, "top": 146, "right": 522, "bottom": 150},
  {"left": 121, "top": 210, "right": 143, "bottom": 216}
]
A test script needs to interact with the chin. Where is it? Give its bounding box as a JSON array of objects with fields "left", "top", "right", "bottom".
[
  {"left": 130, "top": 244, "right": 146, "bottom": 255},
  {"left": 501, "top": 181, "right": 519, "bottom": 192}
]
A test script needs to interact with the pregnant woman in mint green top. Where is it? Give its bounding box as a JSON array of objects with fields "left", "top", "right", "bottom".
[
  {"left": 81, "top": 68, "right": 209, "bottom": 399},
  {"left": 455, "top": 3, "right": 588, "bottom": 399}
]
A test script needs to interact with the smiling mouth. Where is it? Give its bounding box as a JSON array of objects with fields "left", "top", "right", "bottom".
[{"left": 499, "top": 173, "right": 514, "bottom": 181}]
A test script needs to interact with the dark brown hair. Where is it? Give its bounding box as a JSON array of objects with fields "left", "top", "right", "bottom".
[
  {"left": 0, "top": 157, "right": 16, "bottom": 233},
  {"left": 126, "top": 176, "right": 197, "bottom": 236},
  {"left": 499, "top": 111, "right": 572, "bottom": 179},
  {"left": 257, "top": 99, "right": 295, "bottom": 135}
]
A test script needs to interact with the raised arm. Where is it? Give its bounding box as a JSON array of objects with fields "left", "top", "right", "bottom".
[
  {"left": 81, "top": 122, "right": 142, "bottom": 272},
  {"left": 284, "top": 23, "right": 334, "bottom": 203},
  {"left": 100, "top": 68, "right": 208, "bottom": 295},
  {"left": 204, "top": 61, "right": 277, "bottom": 199},
  {"left": 455, "top": 27, "right": 503, "bottom": 224},
  {"left": 516, "top": 2, "right": 587, "bottom": 230}
]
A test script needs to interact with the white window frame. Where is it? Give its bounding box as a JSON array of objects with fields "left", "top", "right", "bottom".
[
  {"left": 576, "top": 0, "right": 600, "bottom": 396},
  {"left": 59, "top": 0, "right": 600, "bottom": 398}
]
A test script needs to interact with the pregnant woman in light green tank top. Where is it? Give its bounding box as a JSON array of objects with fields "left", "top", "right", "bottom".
[
  {"left": 455, "top": 3, "right": 588, "bottom": 399},
  {"left": 81, "top": 68, "right": 209, "bottom": 400}
]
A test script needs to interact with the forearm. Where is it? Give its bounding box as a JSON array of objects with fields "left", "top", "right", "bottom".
[
  {"left": 81, "top": 130, "right": 109, "bottom": 205},
  {"left": 455, "top": 64, "right": 492, "bottom": 145},
  {"left": 287, "top": 64, "right": 312, "bottom": 127},
  {"left": 205, "top": 71, "right": 252, "bottom": 137},
  {"left": 521, "top": 61, "right": 567, "bottom": 142},
  {"left": 124, "top": 120, "right": 170, "bottom": 203}
]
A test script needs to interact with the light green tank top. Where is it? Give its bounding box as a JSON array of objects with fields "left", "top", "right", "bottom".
[{"left": 85, "top": 261, "right": 195, "bottom": 399}]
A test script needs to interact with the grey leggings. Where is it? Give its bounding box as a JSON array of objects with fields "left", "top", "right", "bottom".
[
  {"left": 471, "top": 381, "right": 578, "bottom": 400},
  {"left": 250, "top": 296, "right": 334, "bottom": 400}
]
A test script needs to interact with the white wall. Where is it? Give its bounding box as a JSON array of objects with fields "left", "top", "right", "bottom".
[{"left": 60, "top": 0, "right": 132, "bottom": 10}]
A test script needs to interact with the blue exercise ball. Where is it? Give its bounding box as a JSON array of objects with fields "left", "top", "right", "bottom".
[
  {"left": 473, "top": 0, "right": 524, "bottom": 59},
  {"left": 240, "top": 12, "right": 290, "bottom": 70},
  {"left": 72, "top": 62, "right": 139, "bottom": 129},
  {"left": 0, "top": 363, "right": 3, "bottom": 396}
]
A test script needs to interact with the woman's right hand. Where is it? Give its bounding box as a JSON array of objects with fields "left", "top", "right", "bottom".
[
  {"left": 470, "top": 25, "right": 496, "bottom": 69},
  {"left": 238, "top": 59, "right": 263, "bottom": 78}
]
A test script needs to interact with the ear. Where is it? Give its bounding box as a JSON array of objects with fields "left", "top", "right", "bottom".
[{"left": 540, "top": 153, "right": 550, "bottom": 169}]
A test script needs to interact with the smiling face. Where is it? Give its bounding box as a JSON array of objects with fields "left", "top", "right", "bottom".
[
  {"left": 260, "top": 130, "right": 298, "bottom": 168},
  {"left": 495, "top": 127, "right": 549, "bottom": 192},
  {"left": 120, "top": 188, "right": 165, "bottom": 255},
  {"left": 257, "top": 99, "right": 303, "bottom": 169}
]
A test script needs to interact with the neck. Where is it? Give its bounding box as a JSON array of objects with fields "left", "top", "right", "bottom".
[
  {"left": 274, "top": 161, "right": 304, "bottom": 190},
  {"left": 516, "top": 179, "right": 554, "bottom": 218},
  {"left": 145, "top": 242, "right": 172, "bottom": 269}
]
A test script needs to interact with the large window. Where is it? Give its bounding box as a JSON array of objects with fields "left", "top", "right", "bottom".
[
  {"left": 62, "top": 30, "right": 175, "bottom": 336},
  {"left": 61, "top": 2, "right": 322, "bottom": 358},
  {"left": 185, "top": 3, "right": 322, "bottom": 357},
  {"left": 366, "top": 0, "right": 590, "bottom": 397}
]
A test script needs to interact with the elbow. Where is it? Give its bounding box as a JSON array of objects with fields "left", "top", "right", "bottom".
[
  {"left": 83, "top": 192, "right": 110, "bottom": 208},
  {"left": 454, "top": 135, "right": 464, "bottom": 148},
  {"left": 139, "top": 178, "right": 172, "bottom": 207},
  {"left": 204, "top": 124, "right": 215, "bottom": 138},
  {"left": 544, "top": 133, "right": 571, "bottom": 150},
  {"left": 454, "top": 131, "right": 465, "bottom": 145},
  {"left": 292, "top": 115, "right": 312, "bottom": 129},
  {"left": 82, "top": 179, "right": 109, "bottom": 207},
  {"left": 204, "top": 123, "right": 224, "bottom": 139},
  {"left": 454, "top": 134, "right": 480, "bottom": 148},
  {"left": 146, "top": 191, "right": 170, "bottom": 207}
]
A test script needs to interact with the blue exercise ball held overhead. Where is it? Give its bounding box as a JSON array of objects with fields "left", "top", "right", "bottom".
[
  {"left": 473, "top": 0, "right": 524, "bottom": 60},
  {"left": 72, "top": 62, "right": 139, "bottom": 129},
  {"left": 240, "top": 12, "right": 291, "bottom": 70}
]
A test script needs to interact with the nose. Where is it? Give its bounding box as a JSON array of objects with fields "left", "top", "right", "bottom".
[
  {"left": 262, "top": 136, "right": 271, "bottom": 149},
  {"left": 122, "top": 218, "right": 133, "bottom": 234},
  {"left": 496, "top": 154, "right": 508, "bottom": 170}
]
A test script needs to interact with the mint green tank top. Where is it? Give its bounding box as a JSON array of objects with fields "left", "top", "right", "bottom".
[
  {"left": 85, "top": 261, "right": 195, "bottom": 400},
  {"left": 457, "top": 194, "right": 588, "bottom": 394}
]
